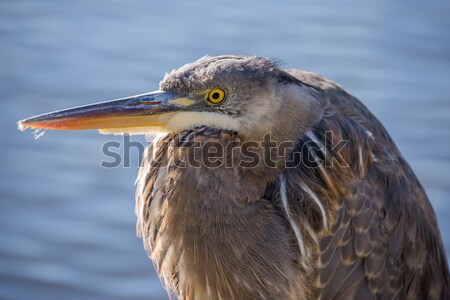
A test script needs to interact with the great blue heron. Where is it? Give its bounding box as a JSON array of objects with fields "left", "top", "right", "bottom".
[{"left": 19, "top": 55, "right": 449, "bottom": 300}]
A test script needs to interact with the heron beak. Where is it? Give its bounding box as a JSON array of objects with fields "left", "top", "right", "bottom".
[{"left": 18, "top": 91, "right": 196, "bottom": 134}]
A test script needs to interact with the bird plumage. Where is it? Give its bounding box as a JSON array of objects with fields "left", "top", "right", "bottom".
[
  {"left": 135, "top": 59, "right": 449, "bottom": 300},
  {"left": 18, "top": 55, "right": 449, "bottom": 300}
]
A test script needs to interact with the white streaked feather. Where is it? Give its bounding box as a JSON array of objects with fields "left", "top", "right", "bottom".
[
  {"left": 258, "top": 291, "right": 267, "bottom": 300},
  {"left": 306, "top": 130, "right": 325, "bottom": 157},
  {"left": 358, "top": 146, "right": 364, "bottom": 177},
  {"left": 299, "top": 182, "right": 328, "bottom": 229},
  {"left": 279, "top": 174, "right": 306, "bottom": 256},
  {"left": 371, "top": 152, "right": 378, "bottom": 162},
  {"left": 302, "top": 222, "right": 318, "bottom": 244},
  {"left": 205, "top": 274, "right": 211, "bottom": 297}
]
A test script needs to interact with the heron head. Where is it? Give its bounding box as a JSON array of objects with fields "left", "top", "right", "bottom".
[{"left": 19, "top": 55, "right": 321, "bottom": 139}]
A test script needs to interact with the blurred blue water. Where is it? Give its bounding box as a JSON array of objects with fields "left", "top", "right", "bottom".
[{"left": 1, "top": 0, "right": 449, "bottom": 299}]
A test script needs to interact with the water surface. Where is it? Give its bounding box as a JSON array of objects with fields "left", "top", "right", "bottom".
[{"left": 1, "top": 0, "right": 449, "bottom": 299}]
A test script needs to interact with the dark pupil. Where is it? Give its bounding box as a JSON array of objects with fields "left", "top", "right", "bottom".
[{"left": 212, "top": 92, "right": 220, "bottom": 100}]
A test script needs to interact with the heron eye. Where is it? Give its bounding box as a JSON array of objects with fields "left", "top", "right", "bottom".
[{"left": 207, "top": 88, "right": 225, "bottom": 104}]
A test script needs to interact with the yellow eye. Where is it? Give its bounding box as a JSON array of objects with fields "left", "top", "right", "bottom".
[{"left": 207, "top": 88, "right": 225, "bottom": 104}]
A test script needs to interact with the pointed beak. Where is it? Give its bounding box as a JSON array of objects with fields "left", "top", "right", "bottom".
[{"left": 18, "top": 91, "right": 196, "bottom": 133}]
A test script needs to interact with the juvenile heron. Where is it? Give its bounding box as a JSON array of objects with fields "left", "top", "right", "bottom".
[{"left": 19, "top": 55, "right": 449, "bottom": 300}]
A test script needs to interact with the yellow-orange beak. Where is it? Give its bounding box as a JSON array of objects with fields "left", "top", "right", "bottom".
[{"left": 18, "top": 91, "right": 195, "bottom": 134}]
